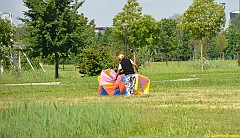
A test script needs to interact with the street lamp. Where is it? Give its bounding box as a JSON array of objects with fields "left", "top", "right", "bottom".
[
  {"left": 121, "top": 23, "right": 129, "bottom": 58},
  {"left": 220, "top": 2, "right": 226, "bottom": 8}
]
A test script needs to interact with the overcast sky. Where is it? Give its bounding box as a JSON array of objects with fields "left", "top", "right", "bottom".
[{"left": 0, "top": 0, "right": 239, "bottom": 28}]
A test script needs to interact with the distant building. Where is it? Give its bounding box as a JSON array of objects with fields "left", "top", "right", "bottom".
[
  {"left": 230, "top": 10, "right": 240, "bottom": 19},
  {"left": 94, "top": 26, "right": 106, "bottom": 33}
]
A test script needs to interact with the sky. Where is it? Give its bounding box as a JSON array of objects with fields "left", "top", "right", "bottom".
[{"left": 0, "top": 0, "right": 239, "bottom": 28}]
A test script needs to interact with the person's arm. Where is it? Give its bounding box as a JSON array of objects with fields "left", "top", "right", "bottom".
[
  {"left": 115, "top": 69, "right": 121, "bottom": 80},
  {"left": 115, "top": 63, "right": 122, "bottom": 80},
  {"left": 130, "top": 59, "right": 139, "bottom": 72},
  {"left": 132, "top": 62, "right": 139, "bottom": 72}
]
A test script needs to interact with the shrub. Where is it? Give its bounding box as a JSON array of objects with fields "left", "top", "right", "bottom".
[{"left": 77, "top": 45, "right": 116, "bottom": 76}]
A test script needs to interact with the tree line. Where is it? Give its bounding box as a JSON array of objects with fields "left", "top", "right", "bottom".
[{"left": 0, "top": 0, "right": 239, "bottom": 77}]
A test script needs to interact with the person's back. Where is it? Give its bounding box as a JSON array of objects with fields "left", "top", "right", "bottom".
[{"left": 120, "top": 58, "right": 134, "bottom": 75}]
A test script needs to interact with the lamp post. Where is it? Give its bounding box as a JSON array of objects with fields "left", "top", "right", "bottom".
[
  {"left": 121, "top": 23, "right": 129, "bottom": 58},
  {"left": 220, "top": 2, "right": 226, "bottom": 8}
]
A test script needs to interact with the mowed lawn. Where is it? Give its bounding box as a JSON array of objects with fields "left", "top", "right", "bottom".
[{"left": 0, "top": 60, "right": 240, "bottom": 138}]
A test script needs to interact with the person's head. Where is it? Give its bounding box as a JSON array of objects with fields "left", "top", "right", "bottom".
[{"left": 118, "top": 54, "right": 125, "bottom": 60}]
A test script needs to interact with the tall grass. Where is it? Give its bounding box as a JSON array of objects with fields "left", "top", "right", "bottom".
[{"left": 1, "top": 101, "right": 139, "bottom": 138}]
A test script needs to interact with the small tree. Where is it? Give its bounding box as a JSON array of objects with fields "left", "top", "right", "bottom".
[
  {"left": 179, "top": 0, "right": 225, "bottom": 71},
  {"left": 215, "top": 32, "right": 228, "bottom": 59}
]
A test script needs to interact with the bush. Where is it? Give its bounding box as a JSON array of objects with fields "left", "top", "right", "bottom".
[{"left": 77, "top": 45, "right": 117, "bottom": 76}]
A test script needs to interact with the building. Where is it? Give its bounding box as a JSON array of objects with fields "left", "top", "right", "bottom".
[
  {"left": 94, "top": 26, "right": 106, "bottom": 33},
  {"left": 230, "top": 10, "right": 240, "bottom": 19}
]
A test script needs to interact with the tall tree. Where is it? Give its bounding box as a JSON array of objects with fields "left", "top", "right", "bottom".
[
  {"left": 179, "top": 0, "right": 225, "bottom": 71},
  {"left": 227, "top": 13, "right": 240, "bottom": 64},
  {"left": 156, "top": 18, "right": 179, "bottom": 65},
  {"left": 113, "top": 0, "right": 158, "bottom": 61},
  {"left": 21, "top": 0, "right": 94, "bottom": 78},
  {"left": 113, "top": 0, "right": 142, "bottom": 57},
  {"left": 225, "top": 24, "right": 240, "bottom": 60}
]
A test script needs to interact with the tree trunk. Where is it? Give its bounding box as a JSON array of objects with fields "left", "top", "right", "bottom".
[
  {"left": 55, "top": 53, "right": 59, "bottom": 78},
  {"left": 200, "top": 40, "right": 204, "bottom": 71}
]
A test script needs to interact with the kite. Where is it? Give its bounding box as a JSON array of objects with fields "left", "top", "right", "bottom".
[{"left": 98, "top": 69, "right": 150, "bottom": 96}]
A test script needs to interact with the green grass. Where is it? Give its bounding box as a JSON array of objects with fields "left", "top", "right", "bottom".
[{"left": 0, "top": 60, "right": 240, "bottom": 138}]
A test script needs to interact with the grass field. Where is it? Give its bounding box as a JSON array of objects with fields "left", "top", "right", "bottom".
[{"left": 0, "top": 60, "right": 240, "bottom": 138}]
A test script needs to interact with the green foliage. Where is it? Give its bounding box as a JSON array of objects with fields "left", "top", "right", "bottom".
[
  {"left": 0, "top": 18, "right": 15, "bottom": 70},
  {"left": 215, "top": 32, "right": 228, "bottom": 59},
  {"left": 77, "top": 45, "right": 116, "bottom": 76},
  {"left": 94, "top": 27, "right": 124, "bottom": 57},
  {"left": 225, "top": 14, "right": 240, "bottom": 60},
  {"left": 112, "top": 0, "right": 158, "bottom": 58},
  {"left": 157, "top": 18, "right": 179, "bottom": 58},
  {"left": 136, "top": 45, "right": 150, "bottom": 63},
  {"left": 179, "top": 0, "right": 225, "bottom": 39},
  {"left": 112, "top": 0, "right": 142, "bottom": 47},
  {"left": 0, "top": 18, "right": 14, "bottom": 47},
  {"left": 179, "top": 0, "right": 226, "bottom": 71},
  {"left": 21, "top": 0, "right": 94, "bottom": 78},
  {"left": 20, "top": 57, "right": 41, "bottom": 71},
  {"left": 179, "top": 31, "right": 192, "bottom": 61},
  {"left": 0, "top": 57, "right": 11, "bottom": 71}
]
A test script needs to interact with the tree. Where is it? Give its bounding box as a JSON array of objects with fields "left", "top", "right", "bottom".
[
  {"left": 225, "top": 24, "right": 240, "bottom": 60},
  {"left": 179, "top": 0, "right": 225, "bottom": 71},
  {"left": 21, "top": 0, "right": 94, "bottom": 78},
  {"left": 215, "top": 32, "right": 228, "bottom": 59},
  {"left": 113, "top": 0, "right": 142, "bottom": 56},
  {"left": 156, "top": 18, "right": 179, "bottom": 65},
  {"left": 113, "top": 0, "right": 158, "bottom": 62},
  {"left": 227, "top": 13, "right": 240, "bottom": 64},
  {"left": 0, "top": 18, "right": 14, "bottom": 71}
]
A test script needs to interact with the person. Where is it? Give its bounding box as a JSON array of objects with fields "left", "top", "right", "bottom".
[{"left": 115, "top": 54, "right": 139, "bottom": 96}]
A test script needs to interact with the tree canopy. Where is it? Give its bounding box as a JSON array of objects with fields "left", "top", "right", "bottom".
[
  {"left": 179, "top": 0, "right": 225, "bottom": 40},
  {"left": 21, "top": 0, "right": 95, "bottom": 78},
  {"left": 112, "top": 0, "right": 158, "bottom": 56}
]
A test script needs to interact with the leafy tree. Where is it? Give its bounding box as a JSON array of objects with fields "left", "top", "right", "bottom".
[
  {"left": 179, "top": 0, "right": 225, "bottom": 71},
  {"left": 226, "top": 13, "right": 240, "bottom": 64},
  {"left": 21, "top": 0, "right": 94, "bottom": 78},
  {"left": 225, "top": 24, "right": 240, "bottom": 60},
  {"left": 113, "top": 0, "right": 158, "bottom": 62},
  {"left": 94, "top": 27, "right": 125, "bottom": 61},
  {"left": 0, "top": 18, "right": 14, "bottom": 71},
  {"left": 215, "top": 32, "right": 228, "bottom": 59},
  {"left": 113, "top": 0, "right": 142, "bottom": 56},
  {"left": 179, "top": 31, "right": 192, "bottom": 61},
  {"left": 156, "top": 18, "right": 179, "bottom": 65}
]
